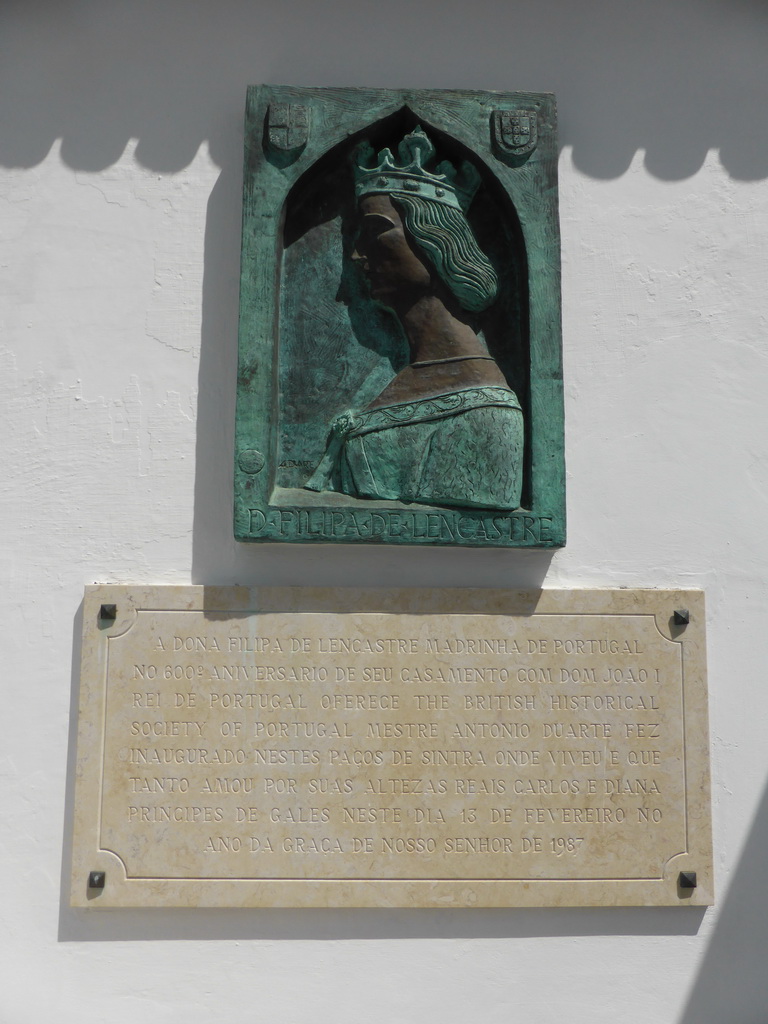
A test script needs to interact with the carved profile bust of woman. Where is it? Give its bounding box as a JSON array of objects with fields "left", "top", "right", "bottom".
[{"left": 305, "top": 126, "right": 523, "bottom": 510}]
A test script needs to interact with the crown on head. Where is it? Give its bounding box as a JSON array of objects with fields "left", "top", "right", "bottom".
[{"left": 353, "top": 126, "right": 481, "bottom": 213}]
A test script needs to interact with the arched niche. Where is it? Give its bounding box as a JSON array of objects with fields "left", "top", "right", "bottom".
[{"left": 275, "top": 106, "right": 531, "bottom": 503}]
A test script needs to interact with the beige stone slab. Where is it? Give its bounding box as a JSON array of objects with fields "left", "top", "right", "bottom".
[{"left": 71, "top": 586, "right": 713, "bottom": 907}]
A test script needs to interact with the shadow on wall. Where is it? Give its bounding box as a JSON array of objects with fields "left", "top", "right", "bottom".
[
  {"left": 59, "top": 902, "right": 706, "bottom": 943},
  {"left": 679, "top": 778, "right": 768, "bottom": 1023},
  {"left": 1, "top": 0, "right": 767, "bottom": 182}
]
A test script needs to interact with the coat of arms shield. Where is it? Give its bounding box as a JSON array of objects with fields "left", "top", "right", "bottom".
[
  {"left": 492, "top": 108, "right": 538, "bottom": 160},
  {"left": 266, "top": 102, "right": 309, "bottom": 155}
]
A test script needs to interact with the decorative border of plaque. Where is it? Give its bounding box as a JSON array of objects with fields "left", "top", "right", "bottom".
[
  {"left": 234, "top": 86, "right": 564, "bottom": 547},
  {"left": 71, "top": 586, "right": 712, "bottom": 908}
]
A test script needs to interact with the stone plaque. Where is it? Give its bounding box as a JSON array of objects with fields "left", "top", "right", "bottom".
[
  {"left": 235, "top": 86, "right": 564, "bottom": 548},
  {"left": 71, "top": 587, "right": 712, "bottom": 907}
]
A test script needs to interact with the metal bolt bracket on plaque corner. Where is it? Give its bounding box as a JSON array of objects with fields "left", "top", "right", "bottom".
[{"left": 98, "top": 604, "right": 117, "bottom": 627}]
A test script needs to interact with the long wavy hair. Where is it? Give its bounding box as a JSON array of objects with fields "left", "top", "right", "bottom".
[{"left": 391, "top": 193, "right": 498, "bottom": 313}]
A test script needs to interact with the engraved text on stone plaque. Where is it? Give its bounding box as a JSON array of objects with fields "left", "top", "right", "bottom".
[{"left": 71, "top": 587, "right": 712, "bottom": 907}]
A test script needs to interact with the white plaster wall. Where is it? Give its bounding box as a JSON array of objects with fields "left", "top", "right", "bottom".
[{"left": 2, "top": 1, "right": 768, "bottom": 1021}]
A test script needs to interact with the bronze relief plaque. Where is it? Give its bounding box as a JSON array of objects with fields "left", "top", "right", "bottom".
[{"left": 234, "top": 86, "right": 564, "bottom": 547}]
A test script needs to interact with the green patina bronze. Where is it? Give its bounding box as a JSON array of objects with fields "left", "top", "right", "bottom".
[{"left": 235, "top": 86, "right": 564, "bottom": 547}]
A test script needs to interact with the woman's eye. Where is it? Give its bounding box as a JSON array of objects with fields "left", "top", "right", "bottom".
[{"left": 363, "top": 216, "right": 396, "bottom": 237}]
